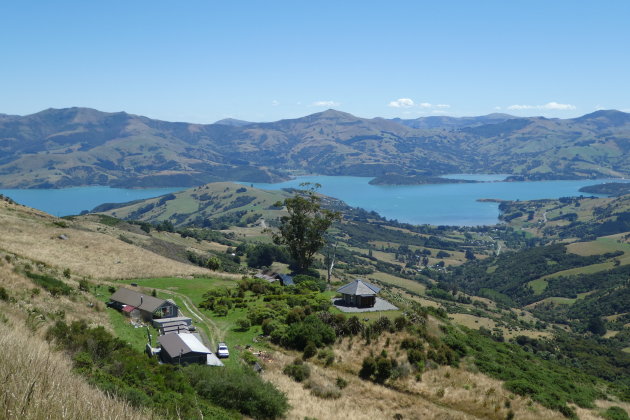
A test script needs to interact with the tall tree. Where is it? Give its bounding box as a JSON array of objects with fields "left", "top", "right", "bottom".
[{"left": 272, "top": 184, "right": 340, "bottom": 273}]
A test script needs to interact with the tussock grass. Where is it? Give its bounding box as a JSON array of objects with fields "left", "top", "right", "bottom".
[
  {"left": 263, "top": 351, "right": 477, "bottom": 420},
  {"left": 0, "top": 317, "right": 150, "bottom": 420},
  {"left": 0, "top": 200, "right": 213, "bottom": 279}
]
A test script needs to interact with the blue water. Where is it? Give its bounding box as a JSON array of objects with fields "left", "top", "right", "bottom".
[
  {"left": 0, "top": 186, "right": 185, "bottom": 217},
  {"left": 246, "top": 176, "right": 618, "bottom": 226},
  {"left": 0, "top": 177, "right": 621, "bottom": 225}
]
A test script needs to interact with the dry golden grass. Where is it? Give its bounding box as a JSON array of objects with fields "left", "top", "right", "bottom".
[
  {"left": 331, "top": 333, "right": 565, "bottom": 420},
  {"left": 0, "top": 318, "right": 151, "bottom": 420},
  {"left": 0, "top": 200, "right": 214, "bottom": 279},
  {"left": 263, "top": 351, "right": 478, "bottom": 420},
  {"left": 262, "top": 331, "right": 569, "bottom": 420}
]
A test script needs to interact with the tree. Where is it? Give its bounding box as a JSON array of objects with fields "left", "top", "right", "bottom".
[
  {"left": 587, "top": 316, "right": 606, "bottom": 336},
  {"left": 272, "top": 184, "right": 340, "bottom": 273}
]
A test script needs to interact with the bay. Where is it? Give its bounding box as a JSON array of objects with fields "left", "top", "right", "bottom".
[
  {"left": 246, "top": 176, "right": 618, "bottom": 226},
  {"left": 0, "top": 186, "right": 185, "bottom": 217},
  {"left": 0, "top": 176, "right": 621, "bottom": 225}
]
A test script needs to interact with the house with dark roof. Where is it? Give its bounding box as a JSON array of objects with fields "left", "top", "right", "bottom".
[
  {"left": 254, "top": 271, "right": 294, "bottom": 286},
  {"left": 157, "top": 333, "right": 223, "bottom": 366},
  {"left": 337, "top": 279, "right": 381, "bottom": 308},
  {"left": 109, "top": 287, "right": 178, "bottom": 321}
]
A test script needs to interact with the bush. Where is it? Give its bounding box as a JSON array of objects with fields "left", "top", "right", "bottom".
[
  {"left": 604, "top": 407, "right": 630, "bottom": 420},
  {"left": 78, "top": 279, "right": 90, "bottom": 292},
  {"left": 185, "top": 364, "right": 289, "bottom": 419},
  {"left": 282, "top": 315, "right": 335, "bottom": 350},
  {"left": 305, "top": 380, "right": 341, "bottom": 399},
  {"left": 0, "top": 287, "right": 8, "bottom": 301},
  {"left": 303, "top": 342, "right": 317, "bottom": 359},
  {"left": 283, "top": 359, "right": 311, "bottom": 382},
  {"left": 236, "top": 318, "right": 251, "bottom": 332},
  {"left": 25, "top": 271, "right": 72, "bottom": 296}
]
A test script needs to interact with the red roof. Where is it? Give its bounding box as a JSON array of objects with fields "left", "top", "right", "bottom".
[{"left": 122, "top": 305, "right": 136, "bottom": 313}]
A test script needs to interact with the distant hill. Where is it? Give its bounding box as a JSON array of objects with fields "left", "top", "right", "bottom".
[
  {"left": 1, "top": 107, "right": 629, "bottom": 188},
  {"left": 213, "top": 118, "right": 253, "bottom": 127},
  {"left": 391, "top": 113, "right": 518, "bottom": 129}
]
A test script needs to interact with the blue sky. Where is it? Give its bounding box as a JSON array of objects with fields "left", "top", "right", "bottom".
[{"left": 1, "top": 1, "right": 629, "bottom": 123}]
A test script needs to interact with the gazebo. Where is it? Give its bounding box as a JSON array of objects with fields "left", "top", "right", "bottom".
[{"left": 337, "top": 279, "right": 381, "bottom": 308}]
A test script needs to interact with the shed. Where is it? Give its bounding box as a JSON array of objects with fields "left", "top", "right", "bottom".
[
  {"left": 337, "top": 279, "right": 381, "bottom": 308},
  {"left": 109, "top": 288, "right": 178, "bottom": 321},
  {"left": 158, "top": 333, "right": 220, "bottom": 365},
  {"left": 152, "top": 316, "right": 192, "bottom": 329}
]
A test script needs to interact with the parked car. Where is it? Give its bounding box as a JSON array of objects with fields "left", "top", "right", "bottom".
[{"left": 217, "top": 342, "right": 229, "bottom": 358}]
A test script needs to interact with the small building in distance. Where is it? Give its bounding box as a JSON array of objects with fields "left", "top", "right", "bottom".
[
  {"left": 337, "top": 279, "right": 381, "bottom": 308},
  {"left": 109, "top": 287, "right": 178, "bottom": 321},
  {"left": 158, "top": 333, "right": 223, "bottom": 366},
  {"left": 254, "top": 271, "right": 294, "bottom": 286}
]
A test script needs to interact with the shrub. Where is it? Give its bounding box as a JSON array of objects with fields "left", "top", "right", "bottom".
[
  {"left": 282, "top": 315, "right": 335, "bottom": 350},
  {"left": 305, "top": 380, "right": 341, "bottom": 399},
  {"left": 303, "top": 342, "right": 317, "bottom": 359},
  {"left": 25, "top": 271, "right": 72, "bottom": 296},
  {"left": 236, "top": 318, "right": 251, "bottom": 332},
  {"left": 317, "top": 349, "right": 335, "bottom": 366},
  {"left": 78, "top": 279, "right": 90, "bottom": 292},
  {"left": 336, "top": 377, "right": 348, "bottom": 389},
  {"left": 185, "top": 364, "right": 289, "bottom": 419},
  {"left": 0, "top": 287, "right": 8, "bottom": 301},
  {"left": 604, "top": 407, "right": 629, "bottom": 420},
  {"left": 283, "top": 359, "right": 311, "bottom": 382}
]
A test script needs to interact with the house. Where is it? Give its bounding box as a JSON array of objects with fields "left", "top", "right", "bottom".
[
  {"left": 337, "top": 279, "right": 381, "bottom": 308},
  {"left": 157, "top": 333, "right": 223, "bottom": 366},
  {"left": 254, "top": 271, "right": 294, "bottom": 286},
  {"left": 109, "top": 287, "right": 179, "bottom": 321}
]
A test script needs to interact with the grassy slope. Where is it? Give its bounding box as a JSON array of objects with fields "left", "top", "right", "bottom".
[
  {"left": 102, "top": 182, "right": 291, "bottom": 228},
  {"left": 3, "top": 199, "right": 630, "bottom": 419}
]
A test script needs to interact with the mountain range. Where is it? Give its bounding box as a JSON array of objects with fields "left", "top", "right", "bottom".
[{"left": 1, "top": 107, "right": 629, "bottom": 188}]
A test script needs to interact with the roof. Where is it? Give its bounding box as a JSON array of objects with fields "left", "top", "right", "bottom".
[
  {"left": 158, "top": 333, "right": 212, "bottom": 357},
  {"left": 110, "top": 288, "right": 173, "bottom": 313},
  {"left": 152, "top": 316, "right": 192, "bottom": 326},
  {"left": 337, "top": 279, "right": 381, "bottom": 296},
  {"left": 161, "top": 322, "right": 189, "bottom": 334},
  {"left": 122, "top": 305, "right": 136, "bottom": 313},
  {"left": 278, "top": 274, "right": 294, "bottom": 286},
  {"left": 206, "top": 353, "right": 224, "bottom": 367}
]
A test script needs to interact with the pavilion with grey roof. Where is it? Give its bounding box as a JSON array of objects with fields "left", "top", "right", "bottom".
[{"left": 337, "top": 279, "right": 381, "bottom": 308}]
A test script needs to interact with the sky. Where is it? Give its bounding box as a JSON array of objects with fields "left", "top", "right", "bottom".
[{"left": 1, "top": 1, "right": 629, "bottom": 123}]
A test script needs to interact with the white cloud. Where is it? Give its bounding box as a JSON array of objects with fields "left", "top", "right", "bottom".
[
  {"left": 541, "top": 102, "right": 576, "bottom": 110},
  {"left": 388, "top": 98, "right": 415, "bottom": 108},
  {"left": 494, "top": 106, "right": 502, "bottom": 110},
  {"left": 271, "top": 100, "right": 279, "bottom": 106},
  {"left": 312, "top": 100, "right": 340, "bottom": 107},
  {"left": 507, "top": 104, "right": 535, "bottom": 110},
  {"left": 508, "top": 102, "right": 576, "bottom": 111},
  {"left": 388, "top": 98, "right": 451, "bottom": 110}
]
